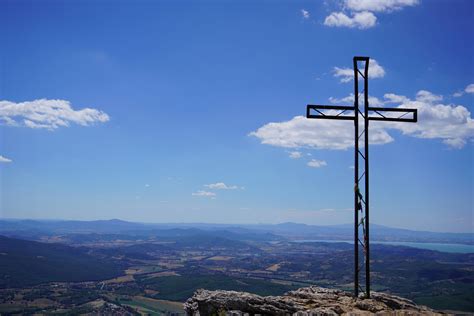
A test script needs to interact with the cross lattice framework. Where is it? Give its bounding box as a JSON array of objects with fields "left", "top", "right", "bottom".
[{"left": 305, "top": 56, "right": 417, "bottom": 299}]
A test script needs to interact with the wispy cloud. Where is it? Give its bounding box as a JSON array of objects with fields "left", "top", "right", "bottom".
[
  {"left": 194, "top": 182, "right": 242, "bottom": 198},
  {"left": 204, "top": 182, "right": 240, "bottom": 190},
  {"left": 192, "top": 190, "right": 216, "bottom": 197},
  {"left": 0, "top": 155, "right": 12, "bottom": 163},
  {"left": 466, "top": 84, "right": 474, "bottom": 94},
  {"left": 453, "top": 83, "right": 474, "bottom": 97},
  {"left": 0, "top": 99, "right": 109, "bottom": 130},
  {"left": 301, "top": 9, "right": 310, "bottom": 19},
  {"left": 289, "top": 151, "right": 302, "bottom": 159},
  {"left": 307, "top": 159, "right": 327, "bottom": 168}
]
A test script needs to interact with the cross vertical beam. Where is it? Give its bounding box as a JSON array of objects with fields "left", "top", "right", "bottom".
[
  {"left": 354, "top": 56, "right": 370, "bottom": 298},
  {"left": 306, "top": 56, "right": 417, "bottom": 299},
  {"left": 353, "top": 57, "right": 360, "bottom": 298},
  {"left": 363, "top": 57, "right": 370, "bottom": 298}
]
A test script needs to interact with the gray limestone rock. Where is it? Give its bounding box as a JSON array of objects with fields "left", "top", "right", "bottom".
[{"left": 184, "top": 286, "right": 443, "bottom": 316}]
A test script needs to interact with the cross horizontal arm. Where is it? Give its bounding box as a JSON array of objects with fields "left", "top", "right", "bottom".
[
  {"left": 307, "top": 104, "right": 417, "bottom": 123},
  {"left": 367, "top": 107, "right": 417, "bottom": 123},
  {"left": 306, "top": 104, "right": 355, "bottom": 121},
  {"left": 354, "top": 56, "right": 370, "bottom": 62}
]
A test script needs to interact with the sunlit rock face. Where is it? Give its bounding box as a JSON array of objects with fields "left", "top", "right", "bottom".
[{"left": 184, "top": 286, "right": 441, "bottom": 315}]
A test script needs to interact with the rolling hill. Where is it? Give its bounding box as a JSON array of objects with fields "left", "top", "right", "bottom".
[{"left": 0, "top": 235, "right": 124, "bottom": 288}]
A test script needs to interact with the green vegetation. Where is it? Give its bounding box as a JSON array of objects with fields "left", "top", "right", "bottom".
[
  {"left": 414, "top": 293, "right": 474, "bottom": 312},
  {"left": 138, "top": 274, "right": 298, "bottom": 301},
  {"left": 0, "top": 236, "right": 124, "bottom": 288},
  {"left": 410, "top": 281, "right": 474, "bottom": 312},
  {"left": 118, "top": 296, "right": 184, "bottom": 315}
]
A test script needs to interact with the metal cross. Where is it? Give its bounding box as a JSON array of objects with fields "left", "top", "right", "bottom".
[{"left": 305, "top": 56, "right": 417, "bottom": 298}]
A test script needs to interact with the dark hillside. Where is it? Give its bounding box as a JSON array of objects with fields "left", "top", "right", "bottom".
[{"left": 0, "top": 235, "right": 124, "bottom": 288}]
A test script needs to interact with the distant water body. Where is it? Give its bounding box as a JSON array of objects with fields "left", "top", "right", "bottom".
[{"left": 293, "top": 240, "right": 474, "bottom": 254}]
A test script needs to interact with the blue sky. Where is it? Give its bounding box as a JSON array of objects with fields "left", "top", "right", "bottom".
[{"left": 0, "top": 0, "right": 472, "bottom": 232}]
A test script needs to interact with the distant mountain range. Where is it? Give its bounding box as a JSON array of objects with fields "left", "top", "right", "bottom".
[
  {"left": 0, "top": 218, "right": 472, "bottom": 245},
  {"left": 253, "top": 222, "right": 474, "bottom": 245}
]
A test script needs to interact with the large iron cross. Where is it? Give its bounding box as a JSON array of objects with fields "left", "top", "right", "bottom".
[{"left": 306, "top": 56, "right": 417, "bottom": 299}]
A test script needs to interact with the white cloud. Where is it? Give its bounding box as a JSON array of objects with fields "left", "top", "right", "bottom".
[
  {"left": 0, "top": 155, "right": 12, "bottom": 163},
  {"left": 368, "top": 96, "right": 384, "bottom": 106},
  {"left": 250, "top": 90, "right": 474, "bottom": 150},
  {"left": 329, "top": 93, "right": 384, "bottom": 106},
  {"left": 333, "top": 59, "right": 385, "bottom": 83},
  {"left": 145, "top": 184, "right": 151, "bottom": 188},
  {"left": 249, "top": 115, "right": 393, "bottom": 150},
  {"left": 465, "top": 84, "right": 474, "bottom": 94},
  {"left": 381, "top": 91, "right": 474, "bottom": 149},
  {"left": 0, "top": 99, "right": 109, "bottom": 130},
  {"left": 332, "top": 66, "right": 353, "bottom": 83},
  {"left": 415, "top": 90, "right": 442, "bottom": 103},
  {"left": 204, "top": 182, "right": 239, "bottom": 190},
  {"left": 289, "top": 151, "right": 302, "bottom": 159},
  {"left": 307, "top": 159, "right": 327, "bottom": 168},
  {"left": 452, "top": 84, "right": 474, "bottom": 98},
  {"left": 324, "top": 11, "right": 376, "bottom": 29},
  {"left": 324, "top": 0, "right": 419, "bottom": 29},
  {"left": 345, "top": 0, "right": 419, "bottom": 12},
  {"left": 301, "top": 9, "right": 310, "bottom": 19},
  {"left": 192, "top": 190, "right": 216, "bottom": 197},
  {"left": 328, "top": 95, "right": 354, "bottom": 104},
  {"left": 442, "top": 138, "right": 466, "bottom": 148},
  {"left": 384, "top": 93, "right": 410, "bottom": 103}
]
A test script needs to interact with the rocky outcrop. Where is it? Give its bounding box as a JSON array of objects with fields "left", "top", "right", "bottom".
[{"left": 184, "top": 286, "right": 442, "bottom": 315}]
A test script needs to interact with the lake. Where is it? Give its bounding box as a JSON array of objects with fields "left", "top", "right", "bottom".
[{"left": 293, "top": 239, "right": 474, "bottom": 253}]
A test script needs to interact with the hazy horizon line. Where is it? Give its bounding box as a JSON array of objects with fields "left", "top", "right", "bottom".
[{"left": 1, "top": 216, "right": 472, "bottom": 235}]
